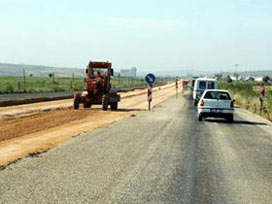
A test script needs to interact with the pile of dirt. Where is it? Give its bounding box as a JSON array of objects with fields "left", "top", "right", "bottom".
[{"left": 0, "top": 108, "right": 93, "bottom": 142}]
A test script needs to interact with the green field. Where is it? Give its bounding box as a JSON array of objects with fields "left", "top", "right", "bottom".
[
  {"left": 219, "top": 81, "right": 272, "bottom": 121},
  {"left": 0, "top": 76, "right": 168, "bottom": 94}
]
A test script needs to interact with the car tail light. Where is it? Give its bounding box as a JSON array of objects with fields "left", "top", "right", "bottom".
[
  {"left": 230, "top": 101, "right": 234, "bottom": 108},
  {"left": 200, "top": 100, "right": 204, "bottom": 106}
]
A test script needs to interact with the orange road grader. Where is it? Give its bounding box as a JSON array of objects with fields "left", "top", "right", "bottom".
[{"left": 73, "top": 61, "right": 120, "bottom": 111}]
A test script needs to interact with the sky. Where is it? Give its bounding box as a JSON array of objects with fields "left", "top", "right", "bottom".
[{"left": 0, "top": 0, "right": 272, "bottom": 73}]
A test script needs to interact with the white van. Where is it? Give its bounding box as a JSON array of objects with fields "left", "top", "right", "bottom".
[{"left": 193, "top": 78, "right": 218, "bottom": 105}]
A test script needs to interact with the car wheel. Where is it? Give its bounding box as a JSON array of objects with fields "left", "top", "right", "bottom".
[
  {"left": 194, "top": 100, "right": 198, "bottom": 106},
  {"left": 83, "top": 103, "right": 92, "bottom": 109},
  {"left": 227, "top": 115, "right": 233, "bottom": 123},
  {"left": 198, "top": 114, "right": 203, "bottom": 121}
]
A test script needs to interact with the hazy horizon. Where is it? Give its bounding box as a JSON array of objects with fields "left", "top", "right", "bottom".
[
  {"left": 1, "top": 0, "right": 272, "bottom": 73},
  {"left": 2, "top": 62, "right": 272, "bottom": 77}
]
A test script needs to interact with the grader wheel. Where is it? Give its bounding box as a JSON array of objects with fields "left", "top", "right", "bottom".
[
  {"left": 73, "top": 93, "right": 81, "bottom": 110},
  {"left": 110, "top": 102, "right": 118, "bottom": 110},
  {"left": 83, "top": 103, "right": 92, "bottom": 109},
  {"left": 102, "top": 94, "right": 109, "bottom": 111}
]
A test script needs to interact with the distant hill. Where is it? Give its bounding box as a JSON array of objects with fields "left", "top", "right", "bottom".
[
  {"left": 0, "top": 63, "right": 213, "bottom": 78},
  {"left": 238, "top": 70, "right": 272, "bottom": 77},
  {"left": 2, "top": 62, "right": 270, "bottom": 78},
  {"left": 138, "top": 69, "right": 215, "bottom": 77},
  {"left": 0, "top": 63, "right": 85, "bottom": 77},
  {"left": 222, "top": 70, "right": 272, "bottom": 77}
]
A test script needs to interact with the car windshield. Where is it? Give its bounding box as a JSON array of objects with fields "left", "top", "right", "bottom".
[{"left": 204, "top": 91, "right": 231, "bottom": 100}]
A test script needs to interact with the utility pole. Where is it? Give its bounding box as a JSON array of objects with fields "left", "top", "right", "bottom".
[
  {"left": 234, "top": 64, "right": 239, "bottom": 80},
  {"left": 23, "top": 69, "right": 26, "bottom": 88},
  {"left": 52, "top": 73, "right": 55, "bottom": 84},
  {"left": 234, "top": 64, "right": 239, "bottom": 73}
]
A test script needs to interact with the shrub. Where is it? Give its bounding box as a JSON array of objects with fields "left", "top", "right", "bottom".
[
  {"left": 5, "top": 83, "right": 15, "bottom": 93},
  {"left": 226, "top": 75, "right": 232, "bottom": 83},
  {"left": 263, "top": 76, "right": 270, "bottom": 83}
]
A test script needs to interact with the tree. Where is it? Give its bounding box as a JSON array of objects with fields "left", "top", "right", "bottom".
[
  {"left": 215, "top": 73, "right": 223, "bottom": 80},
  {"left": 48, "top": 73, "right": 56, "bottom": 84},
  {"left": 263, "top": 76, "right": 270, "bottom": 82},
  {"left": 48, "top": 73, "right": 54, "bottom": 78},
  {"left": 227, "top": 75, "right": 232, "bottom": 83},
  {"left": 29, "top": 74, "right": 33, "bottom": 77},
  {"left": 234, "top": 73, "right": 239, "bottom": 80}
]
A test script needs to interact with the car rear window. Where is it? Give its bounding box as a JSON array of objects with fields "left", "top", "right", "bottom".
[
  {"left": 204, "top": 91, "right": 231, "bottom": 100},
  {"left": 199, "top": 81, "right": 206, "bottom": 89}
]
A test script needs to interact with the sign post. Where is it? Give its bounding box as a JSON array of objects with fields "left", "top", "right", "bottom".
[
  {"left": 260, "top": 83, "right": 265, "bottom": 113},
  {"left": 175, "top": 78, "right": 179, "bottom": 98},
  {"left": 182, "top": 81, "right": 187, "bottom": 94},
  {"left": 147, "top": 83, "right": 153, "bottom": 111},
  {"left": 145, "top": 74, "right": 156, "bottom": 111}
]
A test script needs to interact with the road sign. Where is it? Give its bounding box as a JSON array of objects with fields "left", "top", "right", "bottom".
[
  {"left": 145, "top": 74, "right": 155, "bottom": 111},
  {"left": 260, "top": 83, "right": 265, "bottom": 112},
  {"left": 182, "top": 81, "right": 187, "bottom": 88},
  {"left": 145, "top": 74, "right": 156, "bottom": 84},
  {"left": 260, "top": 83, "right": 265, "bottom": 102},
  {"left": 147, "top": 83, "right": 153, "bottom": 111},
  {"left": 176, "top": 79, "right": 179, "bottom": 98}
]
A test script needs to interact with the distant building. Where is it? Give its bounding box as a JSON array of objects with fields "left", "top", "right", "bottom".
[
  {"left": 120, "top": 67, "right": 137, "bottom": 78},
  {"left": 255, "top": 77, "right": 263, "bottom": 82},
  {"left": 113, "top": 71, "right": 120, "bottom": 77},
  {"left": 186, "top": 73, "right": 193, "bottom": 78},
  {"left": 245, "top": 76, "right": 255, "bottom": 81},
  {"left": 230, "top": 75, "right": 244, "bottom": 81}
]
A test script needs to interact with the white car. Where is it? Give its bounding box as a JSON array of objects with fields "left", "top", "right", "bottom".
[{"left": 197, "top": 89, "right": 234, "bottom": 122}]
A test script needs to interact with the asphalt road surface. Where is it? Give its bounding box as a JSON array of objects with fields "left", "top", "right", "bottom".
[
  {"left": 0, "top": 94, "right": 271, "bottom": 204},
  {"left": 0, "top": 92, "right": 73, "bottom": 102}
]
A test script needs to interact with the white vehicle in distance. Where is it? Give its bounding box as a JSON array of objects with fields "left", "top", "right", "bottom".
[
  {"left": 193, "top": 78, "right": 218, "bottom": 106},
  {"left": 197, "top": 89, "right": 235, "bottom": 122}
]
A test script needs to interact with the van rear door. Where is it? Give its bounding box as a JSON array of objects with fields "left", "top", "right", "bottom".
[
  {"left": 197, "top": 81, "right": 206, "bottom": 98},
  {"left": 207, "top": 81, "right": 215, "bottom": 89}
]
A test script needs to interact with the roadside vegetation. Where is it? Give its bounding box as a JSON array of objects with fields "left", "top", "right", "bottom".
[
  {"left": 219, "top": 81, "right": 272, "bottom": 121},
  {"left": 0, "top": 76, "right": 168, "bottom": 94},
  {"left": 0, "top": 76, "right": 83, "bottom": 93}
]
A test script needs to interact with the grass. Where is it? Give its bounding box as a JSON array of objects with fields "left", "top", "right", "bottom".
[
  {"left": 219, "top": 81, "right": 272, "bottom": 121},
  {"left": 0, "top": 76, "right": 168, "bottom": 94},
  {"left": 0, "top": 76, "right": 81, "bottom": 93}
]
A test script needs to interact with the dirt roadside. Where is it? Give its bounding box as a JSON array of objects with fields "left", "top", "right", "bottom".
[
  {"left": 0, "top": 82, "right": 182, "bottom": 166},
  {"left": 0, "top": 83, "right": 174, "bottom": 121}
]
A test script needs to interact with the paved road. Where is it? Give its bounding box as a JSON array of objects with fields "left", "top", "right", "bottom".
[{"left": 0, "top": 94, "right": 271, "bottom": 204}]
